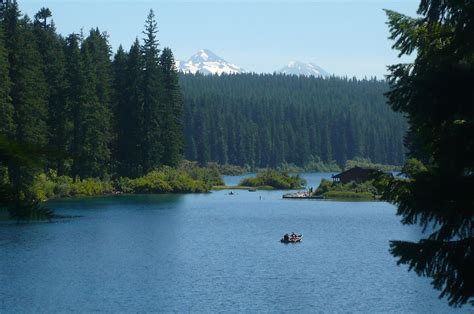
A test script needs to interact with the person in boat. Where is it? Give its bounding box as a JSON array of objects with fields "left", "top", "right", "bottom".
[{"left": 283, "top": 233, "right": 289, "bottom": 241}]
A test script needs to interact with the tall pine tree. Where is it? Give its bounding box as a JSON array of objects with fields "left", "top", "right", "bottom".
[
  {"left": 159, "top": 47, "right": 183, "bottom": 167},
  {"left": 80, "top": 28, "right": 112, "bottom": 178},
  {"left": 64, "top": 33, "right": 88, "bottom": 180},
  {"left": 114, "top": 40, "right": 145, "bottom": 178},
  {"left": 0, "top": 18, "right": 13, "bottom": 138},
  {"left": 5, "top": 8, "right": 48, "bottom": 196},
  {"left": 0, "top": 13, "right": 13, "bottom": 185},
  {"left": 33, "top": 8, "right": 68, "bottom": 174},
  {"left": 141, "top": 9, "right": 163, "bottom": 173},
  {"left": 112, "top": 45, "right": 129, "bottom": 175}
]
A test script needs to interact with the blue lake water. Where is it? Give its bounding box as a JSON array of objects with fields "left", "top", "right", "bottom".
[{"left": 0, "top": 173, "right": 469, "bottom": 312}]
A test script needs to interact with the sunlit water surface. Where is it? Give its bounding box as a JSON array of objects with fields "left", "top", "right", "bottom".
[{"left": 0, "top": 173, "right": 469, "bottom": 312}]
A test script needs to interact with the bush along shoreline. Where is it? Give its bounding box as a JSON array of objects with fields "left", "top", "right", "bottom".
[
  {"left": 312, "top": 173, "right": 391, "bottom": 201},
  {"left": 29, "top": 165, "right": 224, "bottom": 201},
  {"left": 27, "top": 159, "right": 403, "bottom": 201},
  {"left": 238, "top": 170, "right": 306, "bottom": 190},
  {"left": 9, "top": 161, "right": 399, "bottom": 220}
]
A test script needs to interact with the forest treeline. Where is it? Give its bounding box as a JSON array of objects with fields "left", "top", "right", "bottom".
[
  {"left": 0, "top": 1, "right": 183, "bottom": 206},
  {"left": 0, "top": 0, "right": 406, "bottom": 209},
  {"left": 180, "top": 73, "right": 407, "bottom": 168}
]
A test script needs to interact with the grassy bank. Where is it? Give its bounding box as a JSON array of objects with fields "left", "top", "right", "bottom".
[{"left": 322, "top": 191, "right": 375, "bottom": 200}]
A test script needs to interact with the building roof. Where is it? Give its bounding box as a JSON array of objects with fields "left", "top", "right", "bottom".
[{"left": 332, "top": 166, "right": 380, "bottom": 178}]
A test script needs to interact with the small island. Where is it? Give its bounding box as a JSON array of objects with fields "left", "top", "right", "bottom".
[
  {"left": 235, "top": 170, "right": 307, "bottom": 190},
  {"left": 284, "top": 167, "right": 392, "bottom": 201}
]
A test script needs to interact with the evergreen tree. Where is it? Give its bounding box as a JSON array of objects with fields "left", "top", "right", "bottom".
[
  {"left": 64, "top": 33, "right": 88, "bottom": 179},
  {"left": 6, "top": 13, "right": 48, "bottom": 195},
  {"left": 159, "top": 47, "right": 183, "bottom": 167},
  {"left": 384, "top": 1, "right": 474, "bottom": 307},
  {"left": 125, "top": 39, "right": 145, "bottom": 177},
  {"left": 80, "top": 28, "right": 112, "bottom": 178},
  {"left": 141, "top": 9, "right": 163, "bottom": 172},
  {"left": 33, "top": 8, "right": 68, "bottom": 174},
  {"left": 112, "top": 45, "right": 129, "bottom": 175},
  {"left": 0, "top": 21, "right": 13, "bottom": 138},
  {"left": 33, "top": 7, "right": 51, "bottom": 28},
  {"left": 114, "top": 40, "right": 145, "bottom": 178},
  {"left": 195, "top": 109, "right": 209, "bottom": 165},
  {"left": 0, "top": 18, "right": 13, "bottom": 185}
]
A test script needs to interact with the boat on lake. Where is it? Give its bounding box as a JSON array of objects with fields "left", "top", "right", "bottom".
[{"left": 280, "top": 233, "right": 303, "bottom": 243}]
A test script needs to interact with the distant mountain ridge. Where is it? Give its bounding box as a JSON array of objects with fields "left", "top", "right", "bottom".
[
  {"left": 277, "top": 61, "right": 330, "bottom": 77},
  {"left": 176, "top": 49, "right": 244, "bottom": 75},
  {"left": 176, "top": 50, "right": 330, "bottom": 77}
]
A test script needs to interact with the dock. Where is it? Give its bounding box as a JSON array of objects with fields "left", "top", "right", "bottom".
[{"left": 282, "top": 192, "right": 323, "bottom": 199}]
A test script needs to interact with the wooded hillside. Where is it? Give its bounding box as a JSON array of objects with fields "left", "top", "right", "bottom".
[{"left": 181, "top": 73, "right": 406, "bottom": 168}]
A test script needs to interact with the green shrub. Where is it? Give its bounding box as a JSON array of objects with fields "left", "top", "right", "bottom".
[
  {"left": 314, "top": 176, "right": 390, "bottom": 200},
  {"left": 117, "top": 166, "right": 215, "bottom": 194},
  {"left": 53, "top": 175, "right": 74, "bottom": 197},
  {"left": 69, "top": 178, "right": 113, "bottom": 196},
  {"left": 275, "top": 162, "right": 304, "bottom": 173},
  {"left": 178, "top": 161, "right": 224, "bottom": 186},
  {"left": 205, "top": 162, "right": 249, "bottom": 175},
  {"left": 323, "top": 191, "right": 374, "bottom": 200},
  {"left": 402, "top": 158, "right": 427, "bottom": 178},
  {"left": 30, "top": 172, "right": 56, "bottom": 201},
  {"left": 239, "top": 170, "right": 306, "bottom": 189},
  {"left": 25, "top": 163, "right": 222, "bottom": 201},
  {"left": 344, "top": 157, "right": 401, "bottom": 172},
  {"left": 314, "top": 178, "right": 333, "bottom": 195},
  {"left": 303, "top": 157, "right": 341, "bottom": 172},
  {"left": 29, "top": 170, "right": 114, "bottom": 200}
]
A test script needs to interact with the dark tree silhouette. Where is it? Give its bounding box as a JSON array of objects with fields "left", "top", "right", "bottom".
[
  {"left": 384, "top": 0, "right": 474, "bottom": 307},
  {"left": 34, "top": 7, "right": 51, "bottom": 28}
]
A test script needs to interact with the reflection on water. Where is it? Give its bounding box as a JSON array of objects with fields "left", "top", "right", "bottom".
[{"left": 0, "top": 173, "right": 468, "bottom": 312}]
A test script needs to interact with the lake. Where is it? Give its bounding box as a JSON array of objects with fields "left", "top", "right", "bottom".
[{"left": 0, "top": 173, "right": 468, "bottom": 312}]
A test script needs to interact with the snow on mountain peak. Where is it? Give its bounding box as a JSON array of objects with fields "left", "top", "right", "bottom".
[
  {"left": 176, "top": 49, "right": 244, "bottom": 75},
  {"left": 175, "top": 52, "right": 329, "bottom": 77},
  {"left": 278, "top": 61, "right": 330, "bottom": 77},
  {"left": 197, "top": 49, "right": 209, "bottom": 60}
]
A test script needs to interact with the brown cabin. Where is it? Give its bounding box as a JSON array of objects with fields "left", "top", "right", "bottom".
[{"left": 332, "top": 167, "right": 381, "bottom": 184}]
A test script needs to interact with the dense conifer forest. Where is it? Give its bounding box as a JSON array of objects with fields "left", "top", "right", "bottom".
[
  {"left": 0, "top": 2, "right": 183, "bottom": 184},
  {"left": 180, "top": 73, "right": 407, "bottom": 167},
  {"left": 0, "top": 1, "right": 185, "bottom": 213},
  {"left": 0, "top": 0, "right": 407, "bottom": 212}
]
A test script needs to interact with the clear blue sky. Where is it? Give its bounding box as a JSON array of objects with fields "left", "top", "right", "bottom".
[{"left": 20, "top": 0, "right": 419, "bottom": 78}]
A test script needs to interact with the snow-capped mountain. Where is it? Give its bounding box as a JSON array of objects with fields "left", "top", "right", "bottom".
[
  {"left": 278, "top": 61, "right": 329, "bottom": 77},
  {"left": 176, "top": 49, "right": 244, "bottom": 75}
]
